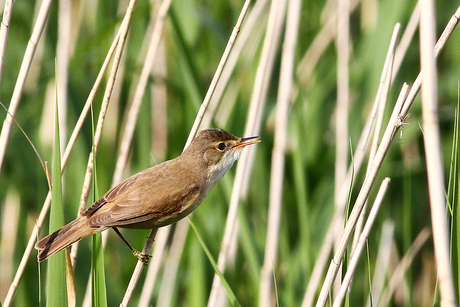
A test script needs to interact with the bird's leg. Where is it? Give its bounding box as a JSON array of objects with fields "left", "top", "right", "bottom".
[{"left": 112, "top": 227, "right": 152, "bottom": 265}]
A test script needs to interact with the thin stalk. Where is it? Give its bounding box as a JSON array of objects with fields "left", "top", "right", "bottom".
[
  {"left": 111, "top": 0, "right": 172, "bottom": 187},
  {"left": 333, "top": 0, "right": 350, "bottom": 293},
  {"left": 120, "top": 229, "right": 158, "bottom": 307},
  {"left": 0, "top": 0, "right": 14, "bottom": 84},
  {"left": 3, "top": 27, "right": 122, "bottom": 307},
  {"left": 302, "top": 228, "right": 335, "bottom": 307},
  {"left": 315, "top": 6, "right": 460, "bottom": 304},
  {"left": 259, "top": 0, "right": 300, "bottom": 304},
  {"left": 334, "top": 0, "right": 350, "bottom": 213},
  {"left": 150, "top": 39, "right": 168, "bottom": 162},
  {"left": 0, "top": 189, "right": 20, "bottom": 303},
  {"left": 352, "top": 24, "right": 400, "bottom": 253},
  {"left": 156, "top": 221, "right": 189, "bottom": 307},
  {"left": 400, "top": 5, "right": 460, "bottom": 118},
  {"left": 333, "top": 178, "right": 390, "bottom": 307},
  {"left": 376, "top": 229, "right": 431, "bottom": 307},
  {"left": 302, "top": 96, "right": 376, "bottom": 307},
  {"left": 315, "top": 83, "right": 409, "bottom": 307},
  {"left": 392, "top": 1, "right": 420, "bottom": 82},
  {"left": 200, "top": 0, "right": 268, "bottom": 130},
  {"left": 207, "top": 0, "right": 287, "bottom": 303},
  {"left": 70, "top": 0, "right": 139, "bottom": 266},
  {"left": 82, "top": 0, "right": 172, "bottom": 303},
  {"left": 296, "top": 0, "right": 359, "bottom": 85},
  {"left": 419, "top": 0, "right": 456, "bottom": 304},
  {"left": 56, "top": 0, "right": 71, "bottom": 150},
  {"left": 365, "top": 221, "right": 395, "bottom": 307},
  {"left": 138, "top": 227, "right": 169, "bottom": 307},
  {"left": 301, "top": 32, "right": 401, "bottom": 303},
  {"left": 0, "top": 0, "right": 52, "bottom": 171},
  {"left": 185, "top": 0, "right": 253, "bottom": 146},
  {"left": 123, "top": 1, "right": 254, "bottom": 304}
]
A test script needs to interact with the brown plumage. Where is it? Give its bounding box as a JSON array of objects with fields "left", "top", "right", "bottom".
[{"left": 35, "top": 129, "right": 260, "bottom": 262}]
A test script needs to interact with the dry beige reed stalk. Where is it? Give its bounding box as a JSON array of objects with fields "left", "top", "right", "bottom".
[
  {"left": 302, "top": 227, "right": 334, "bottom": 307},
  {"left": 298, "top": 21, "right": 416, "bottom": 300},
  {"left": 400, "top": 5, "right": 460, "bottom": 118},
  {"left": 60, "top": 2, "right": 76, "bottom": 297},
  {"left": 155, "top": 220, "right": 189, "bottom": 307},
  {"left": 3, "top": 11, "right": 126, "bottom": 307},
  {"left": 419, "top": 0, "right": 456, "bottom": 304},
  {"left": 121, "top": 1, "right": 254, "bottom": 305},
  {"left": 334, "top": 0, "right": 350, "bottom": 213},
  {"left": 296, "top": 0, "right": 359, "bottom": 86},
  {"left": 112, "top": 0, "right": 172, "bottom": 187},
  {"left": 83, "top": 2, "right": 172, "bottom": 301},
  {"left": 333, "top": 178, "right": 390, "bottom": 307},
  {"left": 56, "top": 0, "right": 71, "bottom": 151},
  {"left": 301, "top": 23, "right": 403, "bottom": 307},
  {"left": 138, "top": 27, "right": 169, "bottom": 307},
  {"left": 61, "top": 0, "right": 141, "bottom": 303},
  {"left": 333, "top": 0, "right": 350, "bottom": 293},
  {"left": 315, "top": 83, "right": 409, "bottom": 307},
  {"left": 392, "top": 1, "right": 420, "bottom": 82},
  {"left": 200, "top": 0, "right": 268, "bottom": 130},
  {"left": 352, "top": 23, "right": 400, "bottom": 253},
  {"left": 70, "top": 0, "right": 139, "bottom": 267},
  {"left": 0, "top": 0, "right": 14, "bottom": 84},
  {"left": 81, "top": 2, "right": 172, "bottom": 304},
  {"left": 120, "top": 228, "right": 158, "bottom": 307},
  {"left": 150, "top": 40, "right": 168, "bottom": 163},
  {"left": 0, "top": 189, "right": 19, "bottom": 300},
  {"left": 302, "top": 97, "right": 377, "bottom": 307},
  {"left": 207, "top": 0, "right": 286, "bottom": 304},
  {"left": 365, "top": 220, "right": 395, "bottom": 307},
  {"left": 376, "top": 229, "right": 431, "bottom": 307},
  {"left": 148, "top": 0, "right": 258, "bottom": 303},
  {"left": 0, "top": 0, "right": 52, "bottom": 171},
  {"left": 315, "top": 5, "right": 460, "bottom": 305},
  {"left": 138, "top": 226, "right": 169, "bottom": 307},
  {"left": 76, "top": 0, "right": 138, "bottom": 221},
  {"left": 258, "top": 0, "right": 301, "bottom": 304},
  {"left": 3, "top": 27, "right": 122, "bottom": 307},
  {"left": 186, "top": 0, "right": 253, "bottom": 146}
]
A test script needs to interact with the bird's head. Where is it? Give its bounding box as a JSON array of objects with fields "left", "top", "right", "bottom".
[{"left": 186, "top": 129, "right": 261, "bottom": 183}]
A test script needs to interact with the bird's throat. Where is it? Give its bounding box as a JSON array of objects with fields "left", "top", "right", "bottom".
[{"left": 207, "top": 148, "right": 243, "bottom": 187}]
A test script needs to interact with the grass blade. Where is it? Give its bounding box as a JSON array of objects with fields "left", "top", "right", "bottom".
[
  {"left": 188, "top": 218, "right": 241, "bottom": 307},
  {"left": 46, "top": 101, "right": 67, "bottom": 306},
  {"left": 449, "top": 93, "right": 460, "bottom": 300},
  {"left": 91, "top": 112, "right": 107, "bottom": 307}
]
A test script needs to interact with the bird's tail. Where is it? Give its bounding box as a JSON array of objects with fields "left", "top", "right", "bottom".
[{"left": 35, "top": 217, "right": 102, "bottom": 261}]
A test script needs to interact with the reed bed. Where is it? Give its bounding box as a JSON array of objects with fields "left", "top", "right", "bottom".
[{"left": 1, "top": 0, "right": 460, "bottom": 306}]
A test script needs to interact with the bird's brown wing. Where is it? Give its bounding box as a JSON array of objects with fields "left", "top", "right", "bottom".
[
  {"left": 83, "top": 176, "right": 135, "bottom": 217},
  {"left": 84, "top": 163, "right": 203, "bottom": 228},
  {"left": 88, "top": 183, "right": 201, "bottom": 228}
]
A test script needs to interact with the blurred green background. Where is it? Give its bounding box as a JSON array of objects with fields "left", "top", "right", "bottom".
[{"left": 1, "top": 0, "right": 460, "bottom": 306}]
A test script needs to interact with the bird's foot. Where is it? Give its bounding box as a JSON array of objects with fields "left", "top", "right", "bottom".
[{"left": 133, "top": 250, "right": 152, "bottom": 266}]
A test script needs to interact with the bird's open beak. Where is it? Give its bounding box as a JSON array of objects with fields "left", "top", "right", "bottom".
[{"left": 232, "top": 136, "right": 261, "bottom": 149}]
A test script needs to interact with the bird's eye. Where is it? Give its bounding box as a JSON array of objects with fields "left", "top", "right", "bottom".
[{"left": 217, "top": 142, "right": 226, "bottom": 151}]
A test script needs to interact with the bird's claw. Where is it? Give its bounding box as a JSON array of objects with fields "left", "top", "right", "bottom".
[{"left": 133, "top": 250, "right": 152, "bottom": 266}]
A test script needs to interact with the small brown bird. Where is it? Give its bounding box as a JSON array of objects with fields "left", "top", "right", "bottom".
[{"left": 35, "top": 129, "right": 260, "bottom": 264}]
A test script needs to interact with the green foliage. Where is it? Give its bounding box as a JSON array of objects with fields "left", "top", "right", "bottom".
[
  {"left": 46, "top": 102, "right": 67, "bottom": 306},
  {"left": 449, "top": 99, "right": 460, "bottom": 302},
  {"left": 189, "top": 218, "right": 242, "bottom": 307},
  {"left": 2, "top": 0, "right": 460, "bottom": 306},
  {"left": 91, "top": 233, "right": 107, "bottom": 307},
  {"left": 91, "top": 115, "right": 107, "bottom": 307}
]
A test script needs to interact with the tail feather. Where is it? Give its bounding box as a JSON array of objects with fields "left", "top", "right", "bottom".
[{"left": 35, "top": 217, "right": 102, "bottom": 261}]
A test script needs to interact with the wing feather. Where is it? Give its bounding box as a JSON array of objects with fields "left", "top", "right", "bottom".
[
  {"left": 84, "top": 175, "right": 137, "bottom": 216},
  {"left": 85, "top": 159, "right": 205, "bottom": 228}
]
